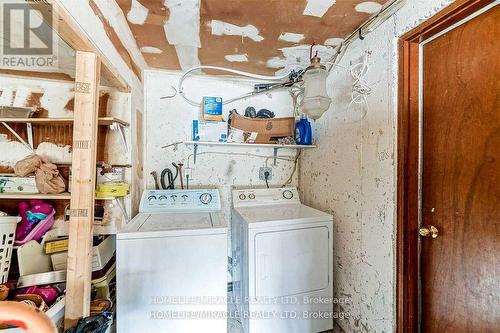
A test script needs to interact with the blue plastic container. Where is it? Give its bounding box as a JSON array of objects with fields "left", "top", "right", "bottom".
[{"left": 295, "top": 114, "right": 312, "bottom": 145}]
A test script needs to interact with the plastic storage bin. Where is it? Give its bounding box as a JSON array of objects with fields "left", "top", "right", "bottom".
[
  {"left": 0, "top": 216, "right": 19, "bottom": 283},
  {"left": 14, "top": 209, "right": 56, "bottom": 246}
]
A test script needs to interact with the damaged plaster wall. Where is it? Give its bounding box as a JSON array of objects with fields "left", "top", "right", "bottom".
[
  {"left": 144, "top": 70, "right": 299, "bottom": 223},
  {"left": 299, "top": 1, "right": 456, "bottom": 332}
]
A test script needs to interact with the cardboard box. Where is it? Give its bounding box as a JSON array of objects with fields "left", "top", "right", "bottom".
[
  {"left": 229, "top": 114, "right": 295, "bottom": 144},
  {"left": 45, "top": 238, "right": 69, "bottom": 254},
  {"left": 51, "top": 236, "right": 115, "bottom": 272},
  {"left": 202, "top": 97, "right": 223, "bottom": 121},
  {"left": 0, "top": 174, "right": 38, "bottom": 193},
  {"left": 193, "top": 120, "right": 228, "bottom": 142}
]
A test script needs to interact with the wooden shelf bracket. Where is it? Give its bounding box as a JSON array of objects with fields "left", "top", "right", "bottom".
[{"left": 0, "top": 121, "right": 33, "bottom": 151}]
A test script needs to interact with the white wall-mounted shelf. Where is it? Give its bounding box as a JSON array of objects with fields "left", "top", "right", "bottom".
[
  {"left": 183, "top": 141, "right": 316, "bottom": 165},
  {"left": 184, "top": 141, "right": 316, "bottom": 149}
]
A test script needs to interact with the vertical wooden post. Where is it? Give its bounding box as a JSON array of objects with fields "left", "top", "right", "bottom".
[{"left": 64, "top": 51, "right": 100, "bottom": 329}]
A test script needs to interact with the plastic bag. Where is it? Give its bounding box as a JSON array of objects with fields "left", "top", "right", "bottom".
[
  {"left": 35, "top": 163, "right": 66, "bottom": 194},
  {"left": 14, "top": 154, "right": 42, "bottom": 176}
]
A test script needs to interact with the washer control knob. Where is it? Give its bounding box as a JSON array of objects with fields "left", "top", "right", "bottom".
[
  {"left": 239, "top": 194, "right": 246, "bottom": 200},
  {"left": 170, "top": 195, "right": 178, "bottom": 201},
  {"left": 159, "top": 195, "right": 168, "bottom": 201},
  {"left": 181, "top": 194, "right": 188, "bottom": 201},
  {"left": 283, "top": 190, "right": 294, "bottom": 199},
  {"left": 200, "top": 193, "right": 213, "bottom": 205},
  {"left": 248, "top": 193, "right": 256, "bottom": 200},
  {"left": 147, "top": 195, "right": 157, "bottom": 202}
]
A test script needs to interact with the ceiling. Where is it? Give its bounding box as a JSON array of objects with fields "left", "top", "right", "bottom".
[
  {"left": 0, "top": 0, "right": 390, "bottom": 82},
  {"left": 115, "top": 0, "right": 390, "bottom": 75}
]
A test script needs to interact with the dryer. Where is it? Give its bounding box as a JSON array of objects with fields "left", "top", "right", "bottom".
[
  {"left": 231, "top": 187, "right": 333, "bottom": 333},
  {"left": 117, "top": 189, "right": 227, "bottom": 333}
]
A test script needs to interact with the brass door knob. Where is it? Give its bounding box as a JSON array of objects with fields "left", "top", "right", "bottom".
[{"left": 419, "top": 225, "right": 439, "bottom": 238}]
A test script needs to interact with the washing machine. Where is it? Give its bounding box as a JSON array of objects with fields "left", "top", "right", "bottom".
[
  {"left": 231, "top": 187, "right": 333, "bottom": 333},
  {"left": 117, "top": 189, "right": 227, "bottom": 333}
]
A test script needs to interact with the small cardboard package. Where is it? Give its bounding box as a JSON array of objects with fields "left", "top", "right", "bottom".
[
  {"left": 229, "top": 114, "right": 295, "bottom": 144},
  {"left": 202, "top": 97, "right": 223, "bottom": 121},
  {"left": 193, "top": 120, "right": 228, "bottom": 142},
  {"left": 0, "top": 174, "right": 38, "bottom": 193}
]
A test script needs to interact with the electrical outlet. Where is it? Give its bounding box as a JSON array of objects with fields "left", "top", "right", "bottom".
[{"left": 259, "top": 167, "right": 272, "bottom": 181}]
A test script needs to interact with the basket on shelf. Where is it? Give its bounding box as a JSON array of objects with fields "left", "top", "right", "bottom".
[{"left": 0, "top": 216, "right": 19, "bottom": 283}]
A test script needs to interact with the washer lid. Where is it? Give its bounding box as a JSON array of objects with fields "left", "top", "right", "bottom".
[
  {"left": 234, "top": 203, "right": 332, "bottom": 226},
  {"left": 118, "top": 212, "right": 227, "bottom": 239},
  {"left": 140, "top": 213, "right": 217, "bottom": 232}
]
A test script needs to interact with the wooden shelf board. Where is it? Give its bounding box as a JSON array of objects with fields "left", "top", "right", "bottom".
[
  {"left": 184, "top": 141, "right": 316, "bottom": 149},
  {"left": 0, "top": 194, "right": 126, "bottom": 200},
  {"left": 0, "top": 192, "right": 71, "bottom": 200},
  {"left": 97, "top": 117, "right": 129, "bottom": 127},
  {"left": 0, "top": 117, "right": 129, "bottom": 127},
  {"left": 95, "top": 196, "right": 126, "bottom": 200},
  {"left": 55, "top": 162, "right": 132, "bottom": 168}
]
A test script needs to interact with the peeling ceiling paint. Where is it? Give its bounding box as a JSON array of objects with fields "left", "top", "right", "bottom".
[
  {"left": 225, "top": 54, "right": 249, "bottom": 62},
  {"left": 303, "top": 0, "right": 337, "bottom": 18},
  {"left": 127, "top": 0, "right": 149, "bottom": 25},
  {"left": 279, "top": 32, "right": 306, "bottom": 43},
  {"left": 211, "top": 20, "right": 264, "bottom": 42},
  {"left": 140, "top": 46, "right": 163, "bottom": 54},
  {"left": 355, "top": 1, "right": 384, "bottom": 14},
  {"left": 116, "top": 0, "right": 389, "bottom": 74},
  {"left": 163, "top": 0, "right": 201, "bottom": 47},
  {"left": 267, "top": 44, "right": 336, "bottom": 75},
  {"left": 324, "top": 37, "right": 344, "bottom": 47},
  {"left": 163, "top": 0, "right": 201, "bottom": 70}
]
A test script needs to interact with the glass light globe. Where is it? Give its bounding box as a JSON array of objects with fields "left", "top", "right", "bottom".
[{"left": 301, "top": 57, "right": 331, "bottom": 120}]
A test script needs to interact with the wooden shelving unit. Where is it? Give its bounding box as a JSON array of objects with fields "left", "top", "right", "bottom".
[
  {"left": 0, "top": 192, "right": 72, "bottom": 200},
  {"left": 0, "top": 57, "right": 130, "bottom": 328},
  {"left": 0, "top": 116, "right": 129, "bottom": 127},
  {"left": 0, "top": 193, "right": 127, "bottom": 201},
  {"left": 0, "top": 116, "right": 129, "bottom": 152},
  {"left": 0, "top": 2, "right": 133, "bottom": 328}
]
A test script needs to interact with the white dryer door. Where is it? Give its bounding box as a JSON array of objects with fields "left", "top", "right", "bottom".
[{"left": 254, "top": 226, "right": 329, "bottom": 297}]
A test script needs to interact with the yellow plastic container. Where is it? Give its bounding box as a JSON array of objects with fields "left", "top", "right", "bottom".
[{"left": 95, "top": 183, "right": 129, "bottom": 198}]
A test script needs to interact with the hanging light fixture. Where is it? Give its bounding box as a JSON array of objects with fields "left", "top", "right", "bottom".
[{"left": 301, "top": 45, "right": 332, "bottom": 120}]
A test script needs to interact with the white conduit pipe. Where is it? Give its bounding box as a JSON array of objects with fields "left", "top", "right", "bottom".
[{"left": 178, "top": 66, "right": 298, "bottom": 107}]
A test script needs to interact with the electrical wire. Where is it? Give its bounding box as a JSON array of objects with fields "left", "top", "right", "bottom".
[
  {"left": 178, "top": 65, "right": 303, "bottom": 107},
  {"left": 282, "top": 150, "right": 301, "bottom": 187},
  {"left": 183, "top": 150, "right": 301, "bottom": 188},
  {"left": 326, "top": 0, "right": 405, "bottom": 73},
  {"left": 289, "top": 83, "right": 305, "bottom": 117},
  {"left": 347, "top": 52, "right": 372, "bottom": 121},
  {"left": 185, "top": 151, "right": 297, "bottom": 169}
]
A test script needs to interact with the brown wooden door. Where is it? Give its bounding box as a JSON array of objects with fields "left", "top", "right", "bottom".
[{"left": 421, "top": 5, "right": 500, "bottom": 333}]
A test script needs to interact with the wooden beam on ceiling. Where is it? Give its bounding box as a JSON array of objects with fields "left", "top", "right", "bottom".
[{"left": 28, "top": 0, "right": 130, "bottom": 92}]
